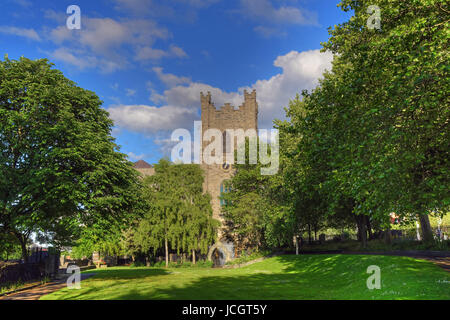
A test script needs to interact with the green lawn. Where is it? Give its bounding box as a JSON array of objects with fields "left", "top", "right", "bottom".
[{"left": 41, "top": 254, "right": 449, "bottom": 300}]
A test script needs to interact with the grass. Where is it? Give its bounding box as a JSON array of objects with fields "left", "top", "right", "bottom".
[
  {"left": 40, "top": 254, "right": 449, "bottom": 300},
  {"left": 300, "top": 239, "right": 450, "bottom": 252},
  {"left": 0, "top": 280, "right": 25, "bottom": 295},
  {"left": 225, "top": 249, "right": 271, "bottom": 265}
]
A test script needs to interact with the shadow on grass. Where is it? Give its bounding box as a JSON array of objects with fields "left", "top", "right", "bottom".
[
  {"left": 46, "top": 255, "right": 449, "bottom": 300},
  {"left": 112, "top": 255, "right": 449, "bottom": 300},
  {"left": 83, "top": 267, "right": 170, "bottom": 280}
]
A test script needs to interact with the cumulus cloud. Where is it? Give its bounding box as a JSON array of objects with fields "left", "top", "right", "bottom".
[
  {"left": 108, "top": 49, "right": 332, "bottom": 156},
  {"left": 12, "top": 0, "right": 32, "bottom": 7},
  {"left": 127, "top": 152, "right": 147, "bottom": 161},
  {"left": 249, "top": 49, "right": 333, "bottom": 128},
  {"left": 109, "top": 49, "right": 333, "bottom": 137},
  {"left": 126, "top": 89, "right": 137, "bottom": 97},
  {"left": 113, "top": 0, "right": 219, "bottom": 19},
  {"left": 161, "top": 49, "right": 333, "bottom": 129},
  {"left": 153, "top": 67, "right": 191, "bottom": 87},
  {"left": 0, "top": 26, "right": 41, "bottom": 41},
  {"left": 135, "top": 45, "right": 187, "bottom": 61},
  {"left": 50, "top": 47, "right": 122, "bottom": 73},
  {"left": 177, "top": 0, "right": 220, "bottom": 8},
  {"left": 239, "top": 0, "right": 318, "bottom": 25},
  {"left": 253, "top": 26, "right": 286, "bottom": 38},
  {"left": 106, "top": 104, "right": 199, "bottom": 135},
  {"left": 46, "top": 16, "right": 185, "bottom": 72}
]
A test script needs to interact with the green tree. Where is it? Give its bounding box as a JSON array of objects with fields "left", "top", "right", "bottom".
[
  {"left": 320, "top": 0, "right": 449, "bottom": 241},
  {"left": 278, "top": 0, "right": 448, "bottom": 246},
  {"left": 134, "top": 160, "right": 218, "bottom": 267},
  {"left": 222, "top": 138, "right": 296, "bottom": 252},
  {"left": 0, "top": 57, "right": 141, "bottom": 261},
  {"left": 0, "top": 232, "right": 22, "bottom": 261}
]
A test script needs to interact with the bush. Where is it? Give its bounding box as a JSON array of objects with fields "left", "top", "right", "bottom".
[
  {"left": 226, "top": 249, "right": 272, "bottom": 266},
  {"left": 151, "top": 260, "right": 213, "bottom": 268},
  {"left": 130, "top": 261, "right": 145, "bottom": 267},
  {"left": 0, "top": 262, "right": 44, "bottom": 289}
]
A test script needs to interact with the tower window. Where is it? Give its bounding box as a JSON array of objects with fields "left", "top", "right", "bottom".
[
  {"left": 223, "top": 131, "right": 232, "bottom": 153},
  {"left": 220, "top": 183, "right": 231, "bottom": 206}
]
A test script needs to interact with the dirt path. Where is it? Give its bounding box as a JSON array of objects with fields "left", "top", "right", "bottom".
[{"left": 0, "top": 273, "right": 96, "bottom": 300}]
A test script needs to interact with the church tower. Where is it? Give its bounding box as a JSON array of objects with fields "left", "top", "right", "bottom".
[{"left": 200, "top": 90, "right": 258, "bottom": 241}]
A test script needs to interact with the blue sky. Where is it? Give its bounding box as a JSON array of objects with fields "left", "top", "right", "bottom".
[{"left": 1, "top": 0, "right": 352, "bottom": 164}]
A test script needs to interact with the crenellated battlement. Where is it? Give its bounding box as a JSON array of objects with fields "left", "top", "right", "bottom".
[{"left": 200, "top": 89, "right": 258, "bottom": 133}]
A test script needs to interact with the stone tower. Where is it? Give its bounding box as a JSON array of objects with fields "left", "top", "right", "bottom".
[{"left": 200, "top": 89, "right": 258, "bottom": 239}]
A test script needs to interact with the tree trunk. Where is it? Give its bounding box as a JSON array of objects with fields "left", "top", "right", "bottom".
[
  {"left": 17, "top": 236, "right": 29, "bottom": 263},
  {"left": 165, "top": 236, "right": 169, "bottom": 268},
  {"left": 366, "top": 218, "right": 373, "bottom": 240},
  {"left": 192, "top": 249, "right": 196, "bottom": 264},
  {"left": 308, "top": 224, "right": 312, "bottom": 244},
  {"left": 360, "top": 219, "right": 367, "bottom": 248},
  {"left": 384, "top": 226, "right": 392, "bottom": 245},
  {"left": 419, "top": 214, "right": 433, "bottom": 242},
  {"left": 356, "top": 215, "right": 367, "bottom": 248}
]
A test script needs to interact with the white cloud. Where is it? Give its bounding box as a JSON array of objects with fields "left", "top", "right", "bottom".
[
  {"left": 0, "top": 26, "right": 40, "bottom": 41},
  {"left": 127, "top": 152, "right": 146, "bottom": 161},
  {"left": 12, "top": 0, "right": 32, "bottom": 7},
  {"left": 114, "top": 0, "right": 219, "bottom": 14},
  {"left": 135, "top": 45, "right": 187, "bottom": 61},
  {"left": 107, "top": 104, "right": 199, "bottom": 135},
  {"left": 50, "top": 48, "right": 121, "bottom": 73},
  {"left": 169, "top": 45, "right": 188, "bottom": 58},
  {"left": 249, "top": 49, "right": 333, "bottom": 128},
  {"left": 177, "top": 0, "right": 220, "bottom": 8},
  {"left": 108, "top": 49, "right": 332, "bottom": 141},
  {"left": 44, "top": 9, "right": 66, "bottom": 24},
  {"left": 46, "top": 16, "right": 185, "bottom": 72},
  {"left": 114, "top": 0, "right": 174, "bottom": 16},
  {"left": 126, "top": 89, "right": 137, "bottom": 97},
  {"left": 253, "top": 26, "right": 286, "bottom": 38},
  {"left": 153, "top": 67, "right": 191, "bottom": 87},
  {"left": 239, "top": 0, "right": 318, "bottom": 25}
]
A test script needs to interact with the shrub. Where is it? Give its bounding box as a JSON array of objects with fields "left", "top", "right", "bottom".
[{"left": 226, "top": 249, "right": 272, "bottom": 266}]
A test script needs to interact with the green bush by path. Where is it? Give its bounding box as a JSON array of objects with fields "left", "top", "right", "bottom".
[{"left": 41, "top": 254, "right": 449, "bottom": 300}]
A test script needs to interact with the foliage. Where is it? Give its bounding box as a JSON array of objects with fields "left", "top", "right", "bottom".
[
  {"left": 152, "top": 260, "right": 213, "bottom": 268},
  {"left": 223, "top": 0, "right": 449, "bottom": 250},
  {"left": 222, "top": 137, "right": 296, "bottom": 251},
  {"left": 0, "top": 56, "right": 142, "bottom": 261},
  {"left": 130, "top": 159, "right": 219, "bottom": 264},
  {"left": 225, "top": 249, "right": 272, "bottom": 266},
  {"left": 0, "top": 233, "right": 22, "bottom": 261}
]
